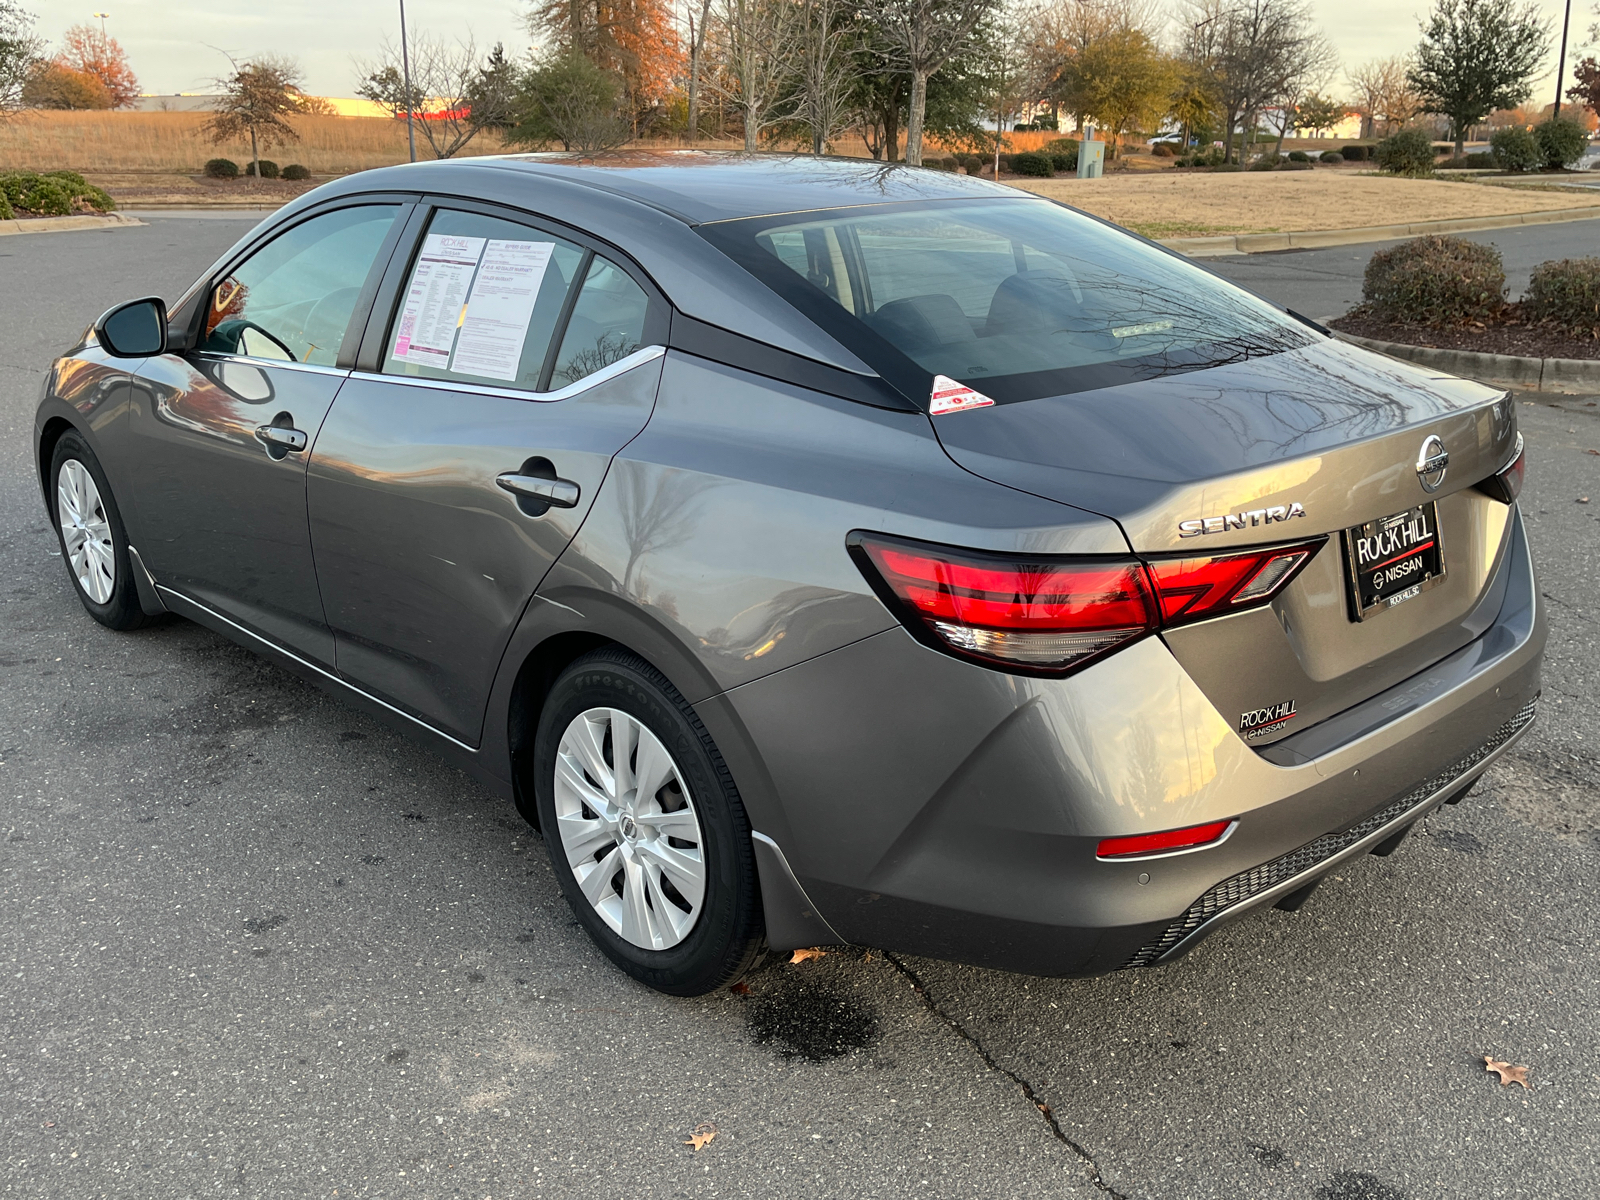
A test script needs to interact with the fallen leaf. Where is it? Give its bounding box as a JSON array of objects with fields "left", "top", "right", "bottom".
[
  {"left": 729, "top": 981, "right": 751, "bottom": 995},
  {"left": 789, "top": 948, "right": 826, "bottom": 964},
  {"left": 1484, "top": 1057, "right": 1531, "bottom": 1089},
  {"left": 1579, "top": 497, "right": 1591, "bottom": 504},
  {"left": 684, "top": 1122, "right": 717, "bottom": 1151},
  {"left": 1585, "top": 449, "right": 1599, "bottom": 456}
]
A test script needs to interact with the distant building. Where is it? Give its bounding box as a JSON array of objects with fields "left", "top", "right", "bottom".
[{"left": 133, "top": 94, "right": 390, "bottom": 118}]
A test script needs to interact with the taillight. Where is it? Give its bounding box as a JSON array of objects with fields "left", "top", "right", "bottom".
[
  {"left": 1477, "top": 433, "right": 1525, "bottom": 504},
  {"left": 1144, "top": 541, "right": 1322, "bottom": 627},
  {"left": 850, "top": 532, "right": 1324, "bottom": 676},
  {"left": 1097, "top": 819, "right": 1234, "bottom": 859},
  {"left": 848, "top": 534, "right": 1158, "bottom": 673}
]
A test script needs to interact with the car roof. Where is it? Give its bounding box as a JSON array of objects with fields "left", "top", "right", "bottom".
[{"left": 362, "top": 151, "right": 1024, "bottom": 224}]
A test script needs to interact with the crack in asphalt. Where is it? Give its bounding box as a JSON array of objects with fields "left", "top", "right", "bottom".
[{"left": 882, "top": 952, "right": 1131, "bottom": 1200}]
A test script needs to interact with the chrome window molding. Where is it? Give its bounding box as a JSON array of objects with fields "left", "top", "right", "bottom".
[
  {"left": 189, "top": 352, "right": 353, "bottom": 380},
  {"left": 353, "top": 343, "right": 666, "bottom": 403}
]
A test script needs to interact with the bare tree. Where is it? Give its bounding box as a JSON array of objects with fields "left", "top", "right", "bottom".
[
  {"left": 789, "top": 0, "right": 858, "bottom": 152},
  {"left": 707, "top": 0, "right": 798, "bottom": 151},
  {"left": 356, "top": 34, "right": 498, "bottom": 159},
  {"left": 858, "top": 0, "right": 999, "bottom": 165},
  {"left": 1349, "top": 56, "right": 1420, "bottom": 138},
  {"left": 1187, "top": 0, "right": 1326, "bottom": 164},
  {"left": 685, "top": 0, "right": 714, "bottom": 140},
  {"left": 0, "top": 0, "right": 43, "bottom": 118}
]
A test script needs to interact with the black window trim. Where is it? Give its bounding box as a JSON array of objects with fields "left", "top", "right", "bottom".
[{"left": 352, "top": 194, "right": 671, "bottom": 393}]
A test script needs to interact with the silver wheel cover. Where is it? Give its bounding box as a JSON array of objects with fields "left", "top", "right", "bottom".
[
  {"left": 56, "top": 459, "right": 115, "bottom": 605},
  {"left": 554, "top": 707, "right": 706, "bottom": 950}
]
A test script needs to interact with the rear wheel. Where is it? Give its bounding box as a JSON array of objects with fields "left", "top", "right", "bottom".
[
  {"left": 49, "top": 431, "right": 157, "bottom": 631},
  {"left": 533, "top": 647, "right": 763, "bottom": 995}
]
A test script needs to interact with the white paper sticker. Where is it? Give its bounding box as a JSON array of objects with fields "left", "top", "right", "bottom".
[
  {"left": 928, "top": 374, "right": 995, "bottom": 415},
  {"left": 449, "top": 239, "right": 556, "bottom": 382},
  {"left": 391, "top": 234, "right": 487, "bottom": 367}
]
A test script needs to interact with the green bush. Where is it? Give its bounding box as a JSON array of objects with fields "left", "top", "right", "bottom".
[
  {"left": 1534, "top": 117, "right": 1589, "bottom": 169},
  {"left": 281, "top": 163, "right": 311, "bottom": 181},
  {"left": 1048, "top": 149, "right": 1078, "bottom": 172},
  {"left": 1212, "top": 162, "right": 1244, "bottom": 172},
  {"left": 1010, "top": 151, "right": 1053, "bottom": 177},
  {"left": 204, "top": 157, "right": 239, "bottom": 178},
  {"left": 1340, "top": 144, "right": 1368, "bottom": 161},
  {"left": 1042, "top": 137, "right": 1080, "bottom": 155},
  {"left": 47, "top": 170, "right": 88, "bottom": 189},
  {"left": 1287, "top": 149, "right": 1310, "bottom": 162},
  {"left": 1465, "top": 151, "right": 1495, "bottom": 168},
  {"left": 0, "top": 171, "right": 112, "bottom": 216},
  {"left": 1375, "top": 128, "right": 1436, "bottom": 177},
  {"left": 245, "top": 159, "right": 280, "bottom": 179},
  {"left": 1523, "top": 257, "right": 1600, "bottom": 337},
  {"left": 1362, "top": 235, "right": 1506, "bottom": 325},
  {"left": 1433, "top": 144, "right": 1452, "bottom": 156},
  {"left": 1281, "top": 160, "right": 1313, "bottom": 171},
  {"left": 1319, "top": 150, "right": 1345, "bottom": 163},
  {"left": 1490, "top": 127, "right": 1540, "bottom": 172},
  {"left": 0, "top": 192, "right": 12, "bottom": 220},
  {"left": 1250, "top": 153, "right": 1282, "bottom": 171}
]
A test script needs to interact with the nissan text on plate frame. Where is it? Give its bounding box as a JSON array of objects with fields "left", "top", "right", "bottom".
[{"left": 35, "top": 154, "right": 1543, "bottom": 995}]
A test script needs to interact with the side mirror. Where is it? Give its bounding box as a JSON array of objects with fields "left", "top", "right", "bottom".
[{"left": 94, "top": 297, "right": 169, "bottom": 358}]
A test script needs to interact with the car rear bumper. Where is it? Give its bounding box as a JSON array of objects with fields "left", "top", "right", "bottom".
[{"left": 716, "top": 506, "right": 1544, "bottom": 976}]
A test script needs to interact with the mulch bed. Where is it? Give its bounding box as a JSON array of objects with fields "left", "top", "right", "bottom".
[{"left": 1330, "top": 311, "right": 1600, "bottom": 361}]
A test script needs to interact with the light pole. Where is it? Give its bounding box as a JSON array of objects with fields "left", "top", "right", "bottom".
[
  {"left": 92, "top": 11, "right": 109, "bottom": 39},
  {"left": 399, "top": 0, "right": 417, "bottom": 163},
  {"left": 1555, "top": 0, "right": 1572, "bottom": 119}
]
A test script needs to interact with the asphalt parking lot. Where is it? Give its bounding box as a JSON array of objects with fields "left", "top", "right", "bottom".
[{"left": 2, "top": 215, "right": 1597, "bottom": 1199}]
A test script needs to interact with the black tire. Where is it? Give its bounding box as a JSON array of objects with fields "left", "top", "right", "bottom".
[
  {"left": 48, "top": 430, "right": 160, "bottom": 631},
  {"left": 533, "top": 647, "right": 764, "bottom": 995}
]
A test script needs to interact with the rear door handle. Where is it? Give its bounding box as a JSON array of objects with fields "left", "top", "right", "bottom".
[
  {"left": 254, "top": 424, "right": 308, "bottom": 452},
  {"left": 495, "top": 472, "right": 580, "bottom": 508}
]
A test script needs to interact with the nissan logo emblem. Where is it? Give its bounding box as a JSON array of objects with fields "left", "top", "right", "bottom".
[{"left": 1415, "top": 435, "right": 1449, "bottom": 493}]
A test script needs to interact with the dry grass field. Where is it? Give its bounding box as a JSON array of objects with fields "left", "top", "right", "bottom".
[{"left": 1012, "top": 170, "right": 1600, "bottom": 238}]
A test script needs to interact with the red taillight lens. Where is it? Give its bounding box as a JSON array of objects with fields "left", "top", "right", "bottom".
[
  {"left": 1477, "top": 434, "right": 1525, "bottom": 504},
  {"left": 850, "top": 533, "right": 1323, "bottom": 675},
  {"left": 850, "top": 534, "right": 1158, "bottom": 673},
  {"left": 1096, "top": 819, "right": 1233, "bottom": 859},
  {"left": 1144, "top": 541, "right": 1322, "bottom": 628}
]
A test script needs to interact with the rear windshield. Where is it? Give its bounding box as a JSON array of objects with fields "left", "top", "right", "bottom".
[{"left": 698, "top": 198, "right": 1314, "bottom": 403}]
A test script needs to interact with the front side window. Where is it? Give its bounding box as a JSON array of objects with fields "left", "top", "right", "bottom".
[
  {"left": 203, "top": 205, "right": 398, "bottom": 366},
  {"left": 700, "top": 199, "right": 1314, "bottom": 402},
  {"left": 382, "top": 209, "right": 586, "bottom": 392}
]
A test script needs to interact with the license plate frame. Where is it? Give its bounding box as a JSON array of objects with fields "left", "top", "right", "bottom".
[{"left": 1343, "top": 502, "right": 1447, "bottom": 621}]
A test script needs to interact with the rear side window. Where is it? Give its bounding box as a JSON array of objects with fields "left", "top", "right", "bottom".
[
  {"left": 549, "top": 257, "right": 650, "bottom": 388},
  {"left": 203, "top": 204, "right": 399, "bottom": 366},
  {"left": 382, "top": 209, "right": 585, "bottom": 392}
]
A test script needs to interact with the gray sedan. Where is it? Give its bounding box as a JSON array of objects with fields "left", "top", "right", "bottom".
[{"left": 34, "top": 154, "right": 1542, "bottom": 995}]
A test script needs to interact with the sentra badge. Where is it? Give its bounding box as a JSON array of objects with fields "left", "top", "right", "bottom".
[
  {"left": 1240, "top": 699, "right": 1297, "bottom": 739},
  {"left": 1179, "top": 502, "right": 1306, "bottom": 538}
]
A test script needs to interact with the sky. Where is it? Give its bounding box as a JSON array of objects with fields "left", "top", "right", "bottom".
[{"left": 27, "top": 0, "right": 1595, "bottom": 104}]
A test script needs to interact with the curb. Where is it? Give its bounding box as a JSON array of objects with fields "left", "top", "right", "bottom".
[
  {"left": 1161, "top": 205, "right": 1600, "bottom": 257},
  {"left": 1334, "top": 331, "right": 1600, "bottom": 394},
  {"left": 0, "top": 212, "right": 145, "bottom": 237}
]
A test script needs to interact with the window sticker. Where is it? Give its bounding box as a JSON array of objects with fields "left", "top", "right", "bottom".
[
  {"left": 928, "top": 374, "right": 995, "bottom": 415},
  {"left": 449, "top": 239, "right": 556, "bottom": 382},
  {"left": 391, "top": 234, "right": 486, "bottom": 368}
]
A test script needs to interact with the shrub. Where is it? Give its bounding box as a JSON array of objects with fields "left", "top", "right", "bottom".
[
  {"left": 1281, "top": 160, "right": 1313, "bottom": 171},
  {"left": 1534, "top": 117, "right": 1589, "bottom": 169},
  {"left": 1048, "top": 149, "right": 1078, "bottom": 172},
  {"left": 1249, "top": 153, "right": 1282, "bottom": 171},
  {"left": 1212, "top": 162, "right": 1244, "bottom": 172},
  {"left": 1010, "top": 151, "right": 1053, "bottom": 177},
  {"left": 1319, "top": 150, "right": 1344, "bottom": 163},
  {"left": 0, "top": 192, "right": 12, "bottom": 220},
  {"left": 1287, "top": 149, "right": 1310, "bottom": 162},
  {"left": 1434, "top": 144, "right": 1452, "bottom": 156},
  {"left": 1362, "top": 235, "right": 1506, "bottom": 325},
  {"left": 1490, "top": 127, "right": 1540, "bottom": 173},
  {"left": 1375, "top": 128, "right": 1436, "bottom": 177},
  {"left": 245, "top": 159, "right": 280, "bottom": 179},
  {"left": 281, "top": 163, "right": 311, "bottom": 181},
  {"left": 205, "top": 157, "right": 239, "bottom": 178},
  {"left": 1340, "top": 144, "right": 1368, "bottom": 161},
  {"left": 1465, "top": 151, "right": 1495, "bottom": 168},
  {"left": 1524, "top": 257, "right": 1600, "bottom": 337},
  {"left": 0, "top": 173, "right": 73, "bottom": 216},
  {"left": 1042, "top": 137, "right": 1080, "bottom": 155},
  {"left": 1151, "top": 142, "right": 1176, "bottom": 157}
]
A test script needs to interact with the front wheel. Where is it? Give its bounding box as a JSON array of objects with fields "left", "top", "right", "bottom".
[
  {"left": 49, "top": 431, "right": 159, "bottom": 631},
  {"left": 532, "top": 647, "right": 764, "bottom": 995}
]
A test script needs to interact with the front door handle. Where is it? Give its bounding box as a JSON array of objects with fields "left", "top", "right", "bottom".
[
  {"left": 254, "top": 423, "right": 308, "bottom": 453},
  {"left": 496, "top": 472, "right": 580, "bottom": 508}
]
